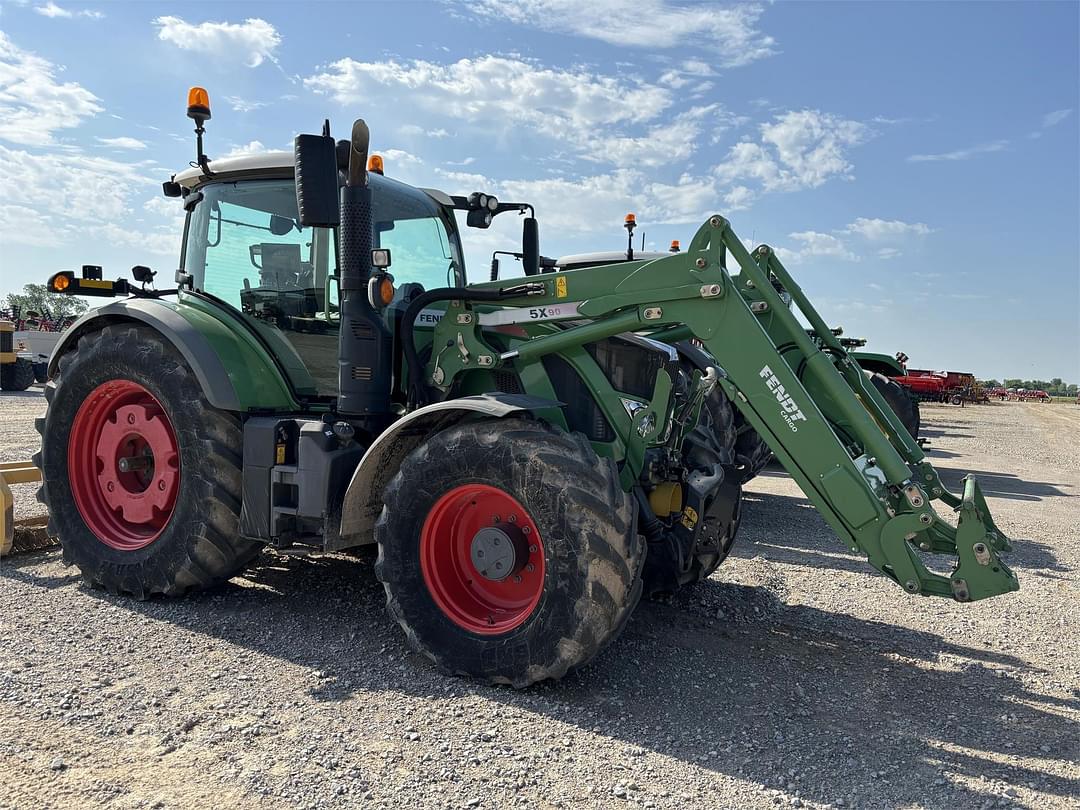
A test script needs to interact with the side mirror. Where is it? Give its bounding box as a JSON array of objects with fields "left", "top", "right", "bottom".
[
  {"left": 294, "top": 133, "right": 340, "bottom": 228},
  {"left": 522, "top": 217, "right": 539, "bottom": 276}
]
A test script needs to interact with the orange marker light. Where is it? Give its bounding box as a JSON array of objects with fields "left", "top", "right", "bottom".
[
  {"left": 669, "top": 240, "right": 681, "bottom": 252},
  {"left": 624, "top": 213, "right": 636, "bottom": 226},
  {"left": 376, "top": 276, "right": 395, "bottom": 306},
  {"left": 186, "top": 86, "right": 211, "bottom": 122},
  {"left": 52, "top": 274, "right": 70, "bottom": 292},
  {"left": 368, "top": 154, "right": 384, "bottom": 175}
]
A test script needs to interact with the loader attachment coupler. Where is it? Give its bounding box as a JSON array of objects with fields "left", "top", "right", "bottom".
[{"left": 432, "top": 214, "right": 1019, "bottom": 603}]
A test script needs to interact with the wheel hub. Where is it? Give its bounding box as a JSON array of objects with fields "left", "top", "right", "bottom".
[
  {"left": 469, "top": 525, "right": 528, "bottom": 581},
  {"left": 68, "top": 380, "right": 180, "bottom": 550},
  {"left": 419, "top": 483, "right": 545, "bottom": 635}
]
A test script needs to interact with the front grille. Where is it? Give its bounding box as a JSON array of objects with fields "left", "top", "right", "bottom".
[
  {"left": 350, "top": 366, "right": 373, "bottom": 380},
  {"left": 491, "top": 369, "right": 523, "bottom": 395},
  {"left": 585, "top": 335, "right": 679, "bottom": 400},
  {"left": 541, "top": 354, "right": 615, "bottom": 442}
]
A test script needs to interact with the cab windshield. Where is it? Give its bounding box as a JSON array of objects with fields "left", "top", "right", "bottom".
[{"left": 181, "top": 175, "right": 465, "bottom": 315}]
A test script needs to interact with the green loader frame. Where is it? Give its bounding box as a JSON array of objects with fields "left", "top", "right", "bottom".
[{"left": 433, "top": 215, "right": 1017, "bottom": 603}]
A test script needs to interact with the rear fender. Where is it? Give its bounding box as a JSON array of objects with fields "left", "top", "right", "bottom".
[
  {"left": 48, "top": 298, "right": 301, "bottom": 412},
  {"left": 333, "top": 394, "right": 561, "bottom": 549}
]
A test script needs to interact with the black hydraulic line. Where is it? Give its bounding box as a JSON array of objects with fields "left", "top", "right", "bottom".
[{"left": 633, "top": 487, "right": 664, "bottom": 541}]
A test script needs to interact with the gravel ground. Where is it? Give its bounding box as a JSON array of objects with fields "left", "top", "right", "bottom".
[{"left": 1, "top": 392, "right": 1077, "bottom": 810}]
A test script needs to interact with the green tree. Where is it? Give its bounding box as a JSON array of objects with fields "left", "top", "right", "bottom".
[
  {"left": 979, "top": 378, "right": 1002, "bottom": 388},
  {"left": 5, "top": 284, "right": 89, "bottom": 319}
]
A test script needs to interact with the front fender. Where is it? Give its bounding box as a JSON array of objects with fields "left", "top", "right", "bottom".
[
  {"left": 48, "top": 297, "right": 302, "bottom": 412},
  {"left": 334, "top": 394, "right": 561, "bottom": 549}
]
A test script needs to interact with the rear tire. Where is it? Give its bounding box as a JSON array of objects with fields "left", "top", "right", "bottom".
[
  {"left": 1, "top": 357, "right": 35, "bottom": 391},
  {"left": 375, "top": 418, "right": 643, "bottom": 687},
  {"left": 733, "top": 413, "right": 773, "bottom": 483},
  {"left": 866, "top": 371, "right": 920, "bottom": 440},
  {"left": 34, "top": 325, "right": 262, "bottom": 598}
]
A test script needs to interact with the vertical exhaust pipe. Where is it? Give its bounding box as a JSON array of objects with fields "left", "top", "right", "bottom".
[{"left": 336, "top": 119, "right": 393, "bottom": 429}]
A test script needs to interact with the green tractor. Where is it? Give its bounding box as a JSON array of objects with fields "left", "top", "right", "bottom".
[{"left": 35, "top": 90, "right": 1018, "bottom": 686}]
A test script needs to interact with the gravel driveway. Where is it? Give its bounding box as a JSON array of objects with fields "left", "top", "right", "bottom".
[{"left": 1, "top": 393, "right": 1077, "bottom": 809}]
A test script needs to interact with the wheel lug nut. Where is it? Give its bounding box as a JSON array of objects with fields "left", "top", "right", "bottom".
[
  {"left": 528, "top": 545, "right": 537, "bottom": 553},
  {"left": 106, "top": 482, "right": 114, "bottom": 492},
  {"left": 157, "top": 480, "right": 166, "bottom": 491},
  {"left": 522, "top": 526, "right": 531, "bottom": 535},
  {"left": 492, "top": 516, "right": 500, "bottom": 523},
  {"left": 127, "top": 414, "right": 136, "bottom": 424},
  {"left": 525, "top": 563, "right": 534, "bottom": 572},
  {"left": 508, "top": 514, "right": 517, "bottom": 523},
  {"left": 513, "top": 575, "right": 522, "bottom": 583}
]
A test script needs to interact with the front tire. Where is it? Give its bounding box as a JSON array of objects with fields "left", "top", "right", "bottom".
[
  {"left": 1, "top": 357, "right": 35, "bottom": 391},
  {"left": 35, "top": 325, "right": 262, "bottom": 598},
  {"left": 375, "top": 419, "right": 643, "bottom": 687},
  {"left": 865, "top": 371, "right": 920, "bottom": 439}
]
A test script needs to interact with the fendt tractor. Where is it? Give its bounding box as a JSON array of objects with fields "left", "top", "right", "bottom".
[{"left": 32, "top": 90, "right": 1018, "bottom": 686}]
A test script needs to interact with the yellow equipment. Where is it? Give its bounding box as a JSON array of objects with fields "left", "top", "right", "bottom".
[{"left": 0, "top": 460, "right": 48, "bottom": 556}]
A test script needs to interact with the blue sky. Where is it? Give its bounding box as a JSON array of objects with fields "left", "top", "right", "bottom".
[{"left": 0, "top": 0, "right": 1076, "bottom": 379}]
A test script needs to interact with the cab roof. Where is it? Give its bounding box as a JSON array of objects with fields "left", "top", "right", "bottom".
[
  {"left": 174, "top": 151, "right": 294, "bottom": 188},
  {"left": 556, "top": 250, "right": 669, "bottom": 269}
]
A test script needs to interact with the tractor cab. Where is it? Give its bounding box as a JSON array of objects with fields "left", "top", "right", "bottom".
[{"left": 173, "top": 155, "right": 466, "bottom": 395}]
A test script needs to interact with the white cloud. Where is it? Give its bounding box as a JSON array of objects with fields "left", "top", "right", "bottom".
[
  {"left": 467, "top": 1, "right": 777, "bottom": 67},
  {"left": 844, "top": 217, "right": 931, "bottom": 240},
  {"left": 153, "top": 16, "right": 281, "bottom": 68},
  {"left": 399, "top": 124, "right": 450, "bottom": 138},
  {"left": 877, "top": 247, "right": 901, "bottom": 260},
  {"left": 0, "top": 204, "right": 71, "bottom": 247},
  {"left": 1030, "top": 108, "right": 1073, "bottom": 139},
  {"left": 378, "top": 148, "right": 422, "bottom": 165},
  {"left": 0, "top": 145, "right": 181, "bottom": 260},
  {"left": 221, "top": 140, "right": 270, "bottom": 159},
  {"left": 0, "top": 31, "right": 102, "bottom": 145},
  {"left": 788, "top": 230, "right": 858, "bottom": 261},
  {"left": 713, "top": 110, "right": 868, "bottom": 204},
  {"left": 658, "top": 70, "right": 690, "bottom": 89},
  {"left": 34, "top": 2, "right": 103, "bottom": 18},
  {"left": 305, "top": 54, "right": 743, "bottom": 168},
  {"left": 306, "top": 55, "right": 670, "bottom": 133},
  {"left": 585, "top": 105, "right": 727, "bottom": 168},
  {"left": 97, "top": 136, "right": 148, "bottom": 150},
  {"left": 723, "top": 185, "right": 754, "bottom": 210},
  {"left": 0, "top": 144, "right": 155, "bottom": 224},
  {"left": 1041, "top": 108, "right": 1072, "bottom": 129},
  {"left": 225, "top": 95, "right": 266, "bottom": 113},
  {"left": 907, "top": 140, "right": 1008, "bottom": 162}
]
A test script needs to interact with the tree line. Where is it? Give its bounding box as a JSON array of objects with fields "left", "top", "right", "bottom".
[{"left": 978, "top": 378, "right": 1078, "bottom": 396}]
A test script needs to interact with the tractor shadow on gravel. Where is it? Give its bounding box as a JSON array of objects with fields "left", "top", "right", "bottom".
[
  {"left": 935, "top": 468, "right": 1072, "bottom": 503},
  {"left": 744, "top": 476, "right": 1068, "bottom": 574},
  {"left": 7, "top": 543, "right": 1076, "bottom": 808}
]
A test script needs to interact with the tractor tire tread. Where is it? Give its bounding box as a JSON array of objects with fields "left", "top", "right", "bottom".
[
  {"left": 375, "top": 417, "right": 643, "bottom": 688},
  {"left": 36, "top": 324, "right": 261, "bottom": 598}
]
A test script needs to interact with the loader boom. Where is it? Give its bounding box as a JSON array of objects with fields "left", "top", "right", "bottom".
[{"left": 429, "top": 215, "right": 1018, "bottom": 602}]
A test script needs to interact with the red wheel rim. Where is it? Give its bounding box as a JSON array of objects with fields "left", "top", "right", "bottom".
[
  {"left": 68, "top": 380, "right": 180, "bottom": 551},
  {"left": 420, "top": 484, "right": 545, "bottom": 635}
]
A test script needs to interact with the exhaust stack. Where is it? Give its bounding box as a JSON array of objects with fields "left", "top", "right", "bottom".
[{"left": 335, "top": 119, "right": 394, "bottom": 428}]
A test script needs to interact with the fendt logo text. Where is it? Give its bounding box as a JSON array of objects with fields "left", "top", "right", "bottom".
[{"left": 759, "top": 365, "right": 808, "bottom": 432}]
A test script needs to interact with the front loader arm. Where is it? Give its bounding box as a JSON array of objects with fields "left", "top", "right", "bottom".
[{"left": 429, "top": 215, "right": 1018, "bottom": 602}]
